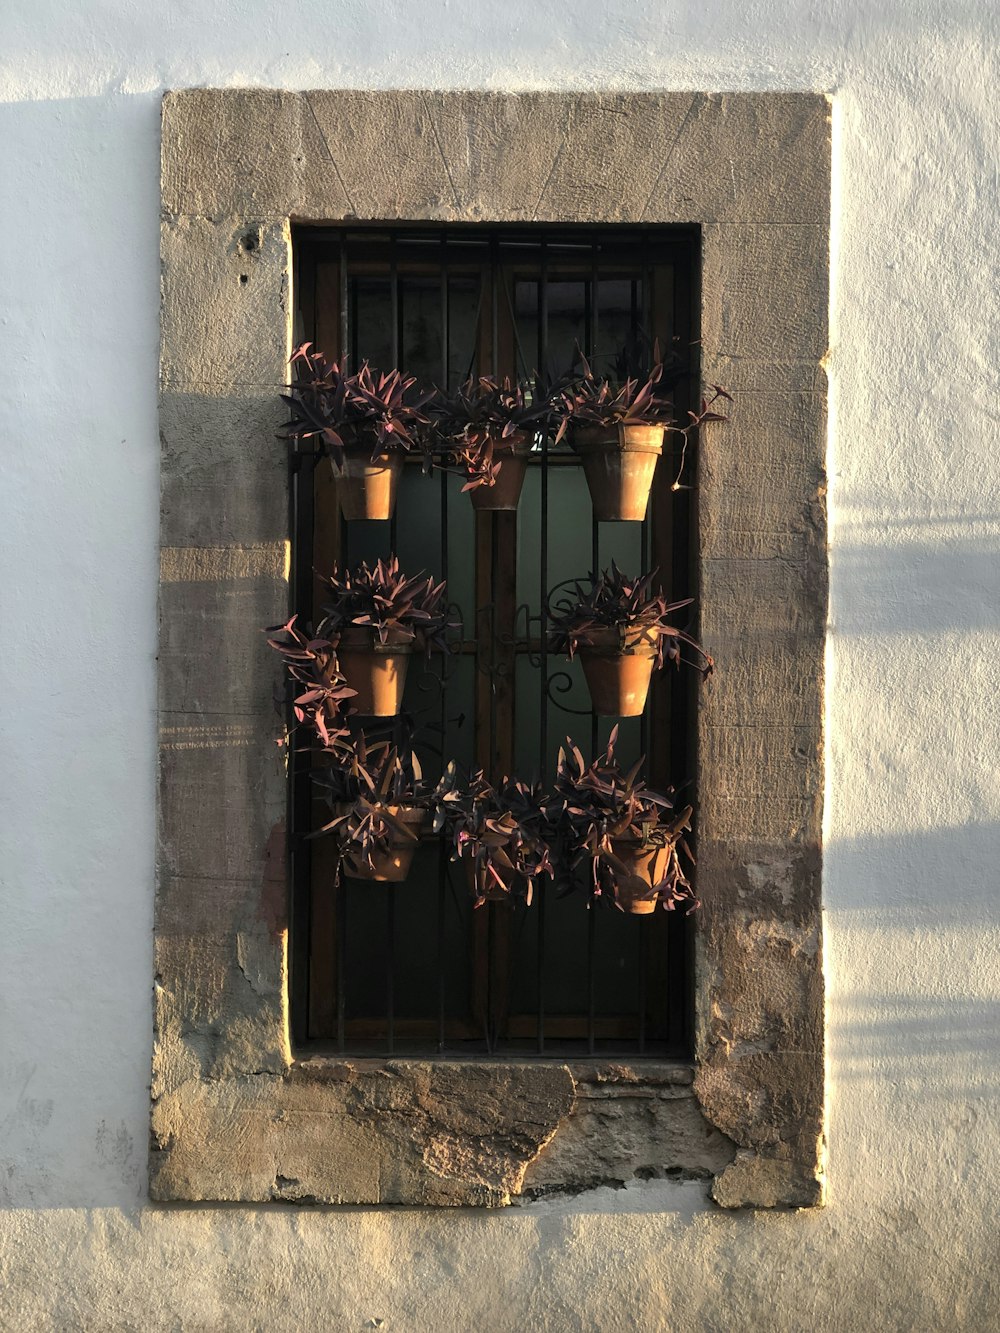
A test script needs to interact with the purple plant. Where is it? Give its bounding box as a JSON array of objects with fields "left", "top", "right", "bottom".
[
  {"left": 548, "top": 562, "right": 714, "bottom": 676},
  {"left": 264, "top": 615, "right": 355, "bottom": 754},
  {"left": 553, "top": 346, "right": 731, "bottom": 486},
  {"left": 311, "top": 738, "right": 428, "bottom": 872},
  {"left": 317, "top": 556, "right": 453, "bottom": 653},
  {"left": 433, "top": 765, "right": 554, "bottom": 904},
  {"left": 430, "top": 375, "right": 550, "bottom": 491},
  {"left": 281, "top": 343, "right": 432, "bottom": 466},
  {"left": 552, "top": 727, "right": 698, "bottom": 912}
]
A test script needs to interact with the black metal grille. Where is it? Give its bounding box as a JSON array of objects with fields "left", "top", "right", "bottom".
[{"left": 290, "top": 224, "right": 700, "bottom": 1059}]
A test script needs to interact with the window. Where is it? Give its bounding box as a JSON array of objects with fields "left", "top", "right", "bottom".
[
  {"left": 155, "top": 90, "right": 828, "bottom": 1208},
  {"left": 291, "top": 225, "right": 699, "bottom": 1059}
]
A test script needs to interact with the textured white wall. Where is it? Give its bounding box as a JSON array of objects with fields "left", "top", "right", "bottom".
[{"left": 1, "top": 2, "right": 998, "bottom": 1328}]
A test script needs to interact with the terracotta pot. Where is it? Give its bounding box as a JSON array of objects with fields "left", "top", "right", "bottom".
[
  {"left": 468, "top": 432, "right": 532, "bottom": 512},
  {"left": 335, "top": 626, "right": 413, "bottom": 716},
  {"left": 608, "top": 840, "right": 669, "bottom": 915},
  {"left": 334, "top": 448, "right": 404, "bottom": 521},
  {"left": 578, "top": 625, "right": 659, "bottom": 717},
  {"left": 573, "top": 424, "right": 664, "bottom": 522},
  {"left": 464, "top": 859, "right": 517, "bottom": 903},
  {"left": 342, "top": 806, "right": 427, "bottom": 882}
]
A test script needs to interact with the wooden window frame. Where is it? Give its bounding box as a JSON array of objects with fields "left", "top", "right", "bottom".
[{"left": 293, "top": 226, "right": 698, "bottom": 1057}]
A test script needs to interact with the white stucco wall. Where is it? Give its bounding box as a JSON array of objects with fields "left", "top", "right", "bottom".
[{"left": 1, "top": 2, "right": 998, "bottom": 1328}]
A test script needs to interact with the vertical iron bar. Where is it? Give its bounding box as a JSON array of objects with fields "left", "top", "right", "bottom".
[
  {"left": 590, "top": 240, "right": 599, "bottom": 366},
  {"left": 590, "top": 512, "right": 599, "bottom": 757},
  {"left": 538, "top": 239, "right": 548, "bottom": 383},
  {"left": 637, "top": 919, "right": 647, "bottom": 1054},
  {"left": 340, "top": 235, "right": 351, "bottom": 567},
  {"left": 288, "top": 439, "right": 307, "bottom": 1044},
  {"left": 536, "top": 878, "right": 545, "bottom": 1054},
  {"left": 339, "top": 233, "right": 349, "bottom": 364},
  {"left": 486, "top": 903, "right": 495, "bottom": 1054},
  {"left": 537, "top": 417, "right": 549, "bottom": 1054},
  {"left": 587, "top": 902, "right": 596, "bottom": 1055},
  {"left": 641, "top": 231, "right": 651, "bottom": 352},
  {"left": 289, "top": 427, "right": 317, "bottom": 1045},
  {"left": 438, "top": 443, "right": 449, "bottom": 1054},
  {"left": 491, "top": 236, "right": 499, "bottom": 377},
  {"left": 386, "top": 883, "right": 395, "bottom": 1056},
  {"left": 441, "top": 231, "right": 450, "bottom": 388},
  {"left": 390, "top": 231, "right": 400, "bottom": 365},
  {"left": 388, "top": 232, "right": 400, "bottom": 556},
  {"left": 437, "top": 861, "right": 447, "bottom": 1053},
  {"left": 336, "top": 875, "right": 346, "bottom": 1053}
]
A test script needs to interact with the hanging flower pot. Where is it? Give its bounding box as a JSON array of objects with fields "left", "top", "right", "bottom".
[
  {"left": 280, "top": 346, "right": 431, "bottom": 524},
  {"left": 312, "top": 745, "right": 429, "bottom": 883},
  {"left": 429, "top": 375, "right": 550, "bottom": 515},
  {"left": 554, "top": 730, "right": 698, "bottom": 917},
  {"left": 577, "top": 625, "right": 660, "bottom": 717},
  {"left": 335, "top": 448, "right": 404, "bottom": 521},
  {"left": 434, "top": 765, "right": 553, "bottom": 907},
  {"left": 317, "top": 557, "right": 453, "bottom": 719},
  {"left": 341, "top": 805, "right": 427, "bottom": 882},
  {"left": 335, "top": 627, "right": 413, "bottom": 717},
  {"left": 467, "top": 432, "right": 533, "bottom": 513},
  {"left": 573, "top": 424, "right": 664, "bottom": 522},
  {"left": 548, "top": 563, "right": 714, "bottom": 719},
  {"left": 605, "top": 840, "right": 670, "bottom": 914}
]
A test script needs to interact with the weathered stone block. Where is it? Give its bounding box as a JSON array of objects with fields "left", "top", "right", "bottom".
[
  {"left": 158, "top": 554, "right": 287, "bottom": 717},
  {"left": 702, "top": 224, "right": 830, "bottom": 390},
  {"left": 531, "top": 94, "right": 698, "bottom": 223},
  {"left": 157, "top": 710, "right": 284, "bottom": 881},
  {"left": 701, "top": 723, "right": 823, "bottom": 803},
  {"left": 153, "top": 930, "right": 289, "bottom": 1095},
  {"left": 523, "top": 1066, "right": 735, "bottom": 1194},
  {"left": 697, "top": 914, "right": 824, "bottom": 1053},
  {"left": 161, "top": 89, "right": 350, "bottom": 221},
  {"left": 160, "top": 216, "right": 290, "bottom": 390},
  {"left": 427, "top": 92, "right": 579, "bottom": 221},
  {"left": 160, "top": 391, "right": 289, "bottom": 547},
  {"left": 700, "top": 391, "right": 827, "bottom": 561},
  {"left": 695, "top": 1050, "right": 823, "bottom": 1157},
  {"left": 304, "top": 91, "right": 461, "bottom": 221},
  {"left": 697, "top": 839, "right": 822, "bottom": 926},
  {"left": 699, "top": 794, "right": 823, "bottom": 849},
  {"left": 644, "top": 93, "right": 831, "bottom": 225},
  {"left": 701, "top": 556, "right": 827, "bottom": 635},
  {"left": 711, "top": 1148, "right": 824, "bottom": 1209},
  {"left": 699, "top": 635, "right": 825, "bottom": 727},
  {"left": 151, "top": 1061, "right": 577, "bottom": 1206}
]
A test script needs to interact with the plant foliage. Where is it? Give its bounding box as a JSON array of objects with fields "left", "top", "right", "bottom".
[
  {"left": 548, "top": 562, "right": 714, "bottom": 675},
  {"left": 281, "top": 343, "right": 432, "bottom": 466},
  {"left": 317, "top": 556, "right": 453, "bottom": 653},
  {"left": 433, "top": 765, "right": 554, "bottom": 904},
  {"left": 430, "top": 375, "right": 550, "bottom": 491},
  {"left": 552, "top": 727, "right": 697, "bottom": 912}
]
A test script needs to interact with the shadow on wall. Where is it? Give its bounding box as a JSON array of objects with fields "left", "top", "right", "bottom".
[
  {"left": 825, "top": 821, "right": 999, "bottom": 920},
  {"left": 832, "top": 518, "right": 1000, "bottom": 636},
  {"left": 830, "top": 993, "right": 1000, "bottom": 1098}
]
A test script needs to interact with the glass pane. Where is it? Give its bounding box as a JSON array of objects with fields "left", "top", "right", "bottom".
[
  {"left": 546, "top": 279, "right": 587, "bottom": 379},
  {"left": 400, "top": 278, "right": 441, "bottom": 384},
  {"left": 594, "top": 277, "right": 642, "bottom": 379},
  {"left": 448, "top": 277, "right": 480, "bottom": 390},
  {"left": 514, "top": 278, "right": 537, "bottom": 379},
  {"left": 350, "top": 278, "right": 392, "bottom": 368}
]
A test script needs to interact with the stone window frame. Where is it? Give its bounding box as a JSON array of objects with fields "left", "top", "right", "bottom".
[{"left": 154, "top": 89, "right": 829, "bottom": 1209}]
